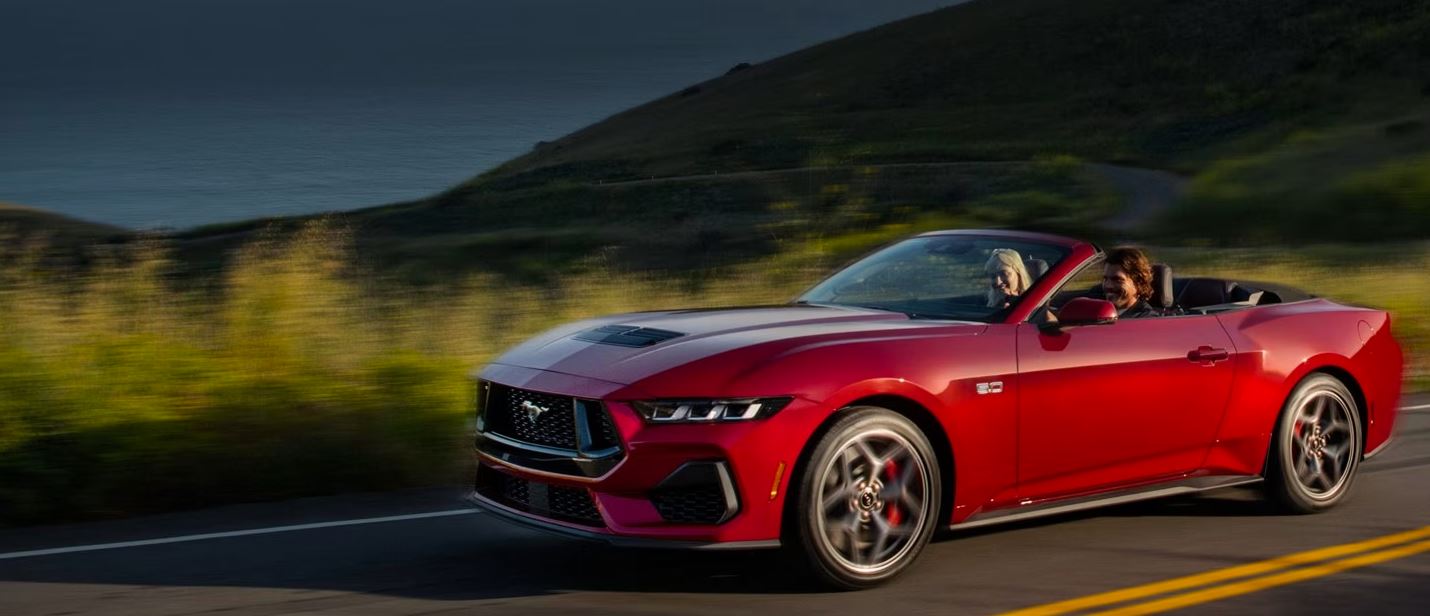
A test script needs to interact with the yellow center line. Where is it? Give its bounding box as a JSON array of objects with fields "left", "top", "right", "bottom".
[
  {"left": 997, "top": 525, "right": 1430, "bottom": 616},
  {"left": 1090, "top": 538, "right": 1430, "bottom": 616}
]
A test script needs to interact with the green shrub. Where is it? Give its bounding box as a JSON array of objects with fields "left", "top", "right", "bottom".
[{"left": 1157, "top": 133, "right": 1430, "bottom": 243}]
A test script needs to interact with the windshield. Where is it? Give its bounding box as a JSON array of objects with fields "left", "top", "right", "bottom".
[{"left": 797, "top": 235, "right": 1071, "bottom": 322}]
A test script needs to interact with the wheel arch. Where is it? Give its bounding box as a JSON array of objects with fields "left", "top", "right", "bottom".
[
  {"left": 1281, "top": 352, "right": 1370, "bottom": 455},
  {"left": 1308, "top": 365, "right": 1370, "bottom": 459},
  {"left": 780, "top": 393, "right": 956, "bottom": 539},
  {"left": 1263, "top": 364, "right": 1371, "bottom": 476}
]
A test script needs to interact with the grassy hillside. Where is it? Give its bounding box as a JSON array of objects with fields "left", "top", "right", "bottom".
[
  {"left": 160, "top": 0, "right": 1430, "bottom": 277},
  {"left": 172, "top": 158, "right": 1122, "bottom": 282},
  {"left": 1158, "top": 125, "right": 1430, "bottom": 241},
  {"left": 475, "top": 0, "right": 1430, "bottom": 183}
]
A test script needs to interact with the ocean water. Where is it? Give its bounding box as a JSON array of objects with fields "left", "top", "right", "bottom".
[{"left": 0, "top": 0, "right": 959, "bottom": 229}]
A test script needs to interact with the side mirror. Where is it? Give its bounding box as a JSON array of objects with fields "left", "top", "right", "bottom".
[{"left": 1042, "top": 297, "right": 1118, "bottom": 332}]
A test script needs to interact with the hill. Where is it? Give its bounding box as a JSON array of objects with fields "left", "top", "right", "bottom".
[
  {"left": 473, "top": 0, "right": 1430, "bottom": 182},
  {"left": 0, "top": 203, "right": 128, "bottom": 249},
  {"left": 145, "top": 0, "right": 1430, "bottom": 277}
]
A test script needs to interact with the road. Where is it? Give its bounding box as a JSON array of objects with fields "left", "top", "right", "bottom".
[
  {"left": 1088, "top": 163, "right": 1188, "bottom": 234},
  {"left": 2, "top": 395, "right": 1427, "bottom": 616}
]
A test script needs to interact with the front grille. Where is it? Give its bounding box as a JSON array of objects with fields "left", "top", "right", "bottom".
[
  {"left": 483, "top": 384, "right": 580, "bottom": 449},
  {"left": 480, "top": 467, "right": 604, "bottom": 527},
  {"left": 480, "top": 382, "right": 624, "bottom": 455},
  {"left": 651, "top": 485, "right": 731, "bottom": 524}
]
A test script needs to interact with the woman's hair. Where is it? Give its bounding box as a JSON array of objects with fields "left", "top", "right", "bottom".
[
  {"left": 984, "top": 248, "right": 1031, "bottom": 307},
  {"left": 1107, "top": 246, "right": 1154, "bottom": 300}
]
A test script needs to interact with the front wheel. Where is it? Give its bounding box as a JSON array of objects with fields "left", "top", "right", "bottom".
[
  {"left": 1264, "top": 374, "right": 1363, "bottom": 513},
  {"left": 790, "top": 407, "right": 941, "bottom": 589}
]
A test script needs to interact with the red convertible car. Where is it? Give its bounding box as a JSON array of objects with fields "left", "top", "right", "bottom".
[{"left": 469, "top": 230, "right": 1403, "bottom": 588}]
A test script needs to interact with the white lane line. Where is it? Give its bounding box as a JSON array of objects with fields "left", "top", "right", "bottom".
[
  {"left": 0, "top": 508, "right": 481, "bottom": 561},
  {"left": 1403, "top": 403, "right": 1430, "bottom": 412}
]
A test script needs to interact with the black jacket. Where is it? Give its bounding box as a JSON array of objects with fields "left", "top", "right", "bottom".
[{"left": 1118, "top": 298, "right": 1159, "bottom": 319}]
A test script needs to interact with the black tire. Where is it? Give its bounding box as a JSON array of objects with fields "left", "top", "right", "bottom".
[
  {"left": 788, "top": 406, "right": 941, "bottom": 589},
  {"left": 1264, "top": 374, "right": 1363, "bottom": 513}
]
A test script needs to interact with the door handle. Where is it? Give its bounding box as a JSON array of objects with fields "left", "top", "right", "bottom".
[{"left": 1187, "top": 346, "right": 1229, "bottom": 364}]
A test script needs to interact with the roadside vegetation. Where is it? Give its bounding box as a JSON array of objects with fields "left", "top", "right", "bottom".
[
  {"left": 1156, "top": 122, "right": 1430, "bottom": 242},
  {"left": 1, "top": 223, "right": 1425, "bottom": 525}
]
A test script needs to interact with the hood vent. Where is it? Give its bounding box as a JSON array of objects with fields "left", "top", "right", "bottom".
[{"left": 574, "top": 324, "right": 684, "bottom": 348}]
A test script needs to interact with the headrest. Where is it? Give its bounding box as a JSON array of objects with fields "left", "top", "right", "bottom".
[
  {"left": 1176, "top": 278, "right": 1234, "bottom": 309},
  {"left": 1151, "top": 263, "right": 1173, "bottom": 309},
  {"left": 1025, "top": 258, "right": 1049, "bottom": 279}
]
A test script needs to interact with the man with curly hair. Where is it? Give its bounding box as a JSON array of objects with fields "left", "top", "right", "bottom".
[{"left": 1102, "top": 246, "right": 1158, "bottom": 318}]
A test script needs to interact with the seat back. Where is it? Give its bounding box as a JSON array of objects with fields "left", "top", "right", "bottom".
[
  {"left": 1150, "top": 263, "right": 1173, "bottom": 309},
  {"left": 1176, "top": 278, "right": 1236, "bottom": 309},
  {"left": 1025, "top": 258, "right": 1049, "bottom": 280}
]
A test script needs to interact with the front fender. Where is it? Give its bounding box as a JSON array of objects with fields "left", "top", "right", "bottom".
[{"left": 711, "top": 325, "right": 1022, "bottom": 522}]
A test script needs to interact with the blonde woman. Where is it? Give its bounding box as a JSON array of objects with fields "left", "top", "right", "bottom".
[{"left": 985, "top": 248, "right": 1031, "bottom": 308}]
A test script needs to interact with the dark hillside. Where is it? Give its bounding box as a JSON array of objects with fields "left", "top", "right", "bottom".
[
  {"left": 166, "top": 0, "right": 1430, "bottom": 275},
  {"left": 474, "top": 0, "right": 1430, "bottom": 185},
  {"left": 0, "top": 203, "right": 128, "bottom": 249}
]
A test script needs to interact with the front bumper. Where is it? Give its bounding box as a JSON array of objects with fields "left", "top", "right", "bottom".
[
  {"left": 471, "top": 365, "right": 812, "bottom": 546},
  {"left": 466, "top": 490, "right": 780, "bottom": 549}
]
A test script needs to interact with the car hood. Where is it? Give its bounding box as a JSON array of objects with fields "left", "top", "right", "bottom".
[{"left": 486, "top": 304, "right": 985, "bottom": 387}]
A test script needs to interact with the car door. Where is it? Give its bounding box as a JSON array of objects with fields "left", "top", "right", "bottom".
[{"left": 1014, "top": 277, "right": 1236, "bottom": 502}]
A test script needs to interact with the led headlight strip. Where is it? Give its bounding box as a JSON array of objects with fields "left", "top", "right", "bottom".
[{"left": 632, "top": 397, "right": 793, "bottom": 423}]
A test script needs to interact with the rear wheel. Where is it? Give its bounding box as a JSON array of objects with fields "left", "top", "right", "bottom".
[
  {"left": 790, "top": 407, "right": 941, "bottom": 589},
  {"left": 1265, "top": 374, "right": 1362, "bottom": 513}
]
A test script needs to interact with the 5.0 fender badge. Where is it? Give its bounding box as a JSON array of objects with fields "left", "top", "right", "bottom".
[{"left": 976, "top": 381, "right": 1004, "bottom": 395}]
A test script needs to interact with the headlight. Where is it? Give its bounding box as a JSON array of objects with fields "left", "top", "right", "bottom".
[{"left": 631, "top": 397, "right": 793, "bottom": 423}]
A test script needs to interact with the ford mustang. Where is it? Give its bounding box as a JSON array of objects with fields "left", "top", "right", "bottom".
[{"left": 468, "top": 229, "right": 1403, "bottom": 588}]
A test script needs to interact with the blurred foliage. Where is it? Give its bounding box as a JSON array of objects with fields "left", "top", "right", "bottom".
[
  {"left": 0, "top": 226, "right": 470, "bottom": 524},
  {"left": 1, "top": 222, "right": 1425, "bottom": 525},
  {"left": 0, "top": 222, "right": 814, "bottom": 525},
  {"left": 1157, "top": 120, "right": 1430, "bottom": 242}
]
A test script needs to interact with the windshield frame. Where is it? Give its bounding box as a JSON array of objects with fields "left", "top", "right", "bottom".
[{"left": 794, "top": 231, "right": 1079, "bottom": 324}]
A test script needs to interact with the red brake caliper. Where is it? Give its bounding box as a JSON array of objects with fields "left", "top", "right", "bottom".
[{"left": 884, "top": 459, "right": 902, "bottom": 526}]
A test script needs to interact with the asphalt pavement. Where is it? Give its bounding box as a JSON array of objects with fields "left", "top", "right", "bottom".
[{"left": 2, "top": 394, "right": 1427, "bottom": 616}]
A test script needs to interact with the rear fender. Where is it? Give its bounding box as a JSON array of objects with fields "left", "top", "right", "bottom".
[{"left": 1206, "top": 303, "right": 1396, "bottom": 475}]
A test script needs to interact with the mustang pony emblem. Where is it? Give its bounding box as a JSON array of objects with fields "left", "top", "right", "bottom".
[{"left": 519, "top": 400, "right": 550, "bottom": 423}]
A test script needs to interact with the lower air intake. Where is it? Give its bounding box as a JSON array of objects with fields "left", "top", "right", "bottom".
[
  {"left": 649, "top": 461, "right": 739, "bottom": 525},
  {"left": 479, "top": 467, "right": 605, "bottom": 527}
]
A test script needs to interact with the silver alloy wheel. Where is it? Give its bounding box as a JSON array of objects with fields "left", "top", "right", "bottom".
[
  {"left": 813, "top": 428, "right": 931, "bottom": 575},
  {"left": 1288, "top": 390, "right": 1357, "bottom": 500}
]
